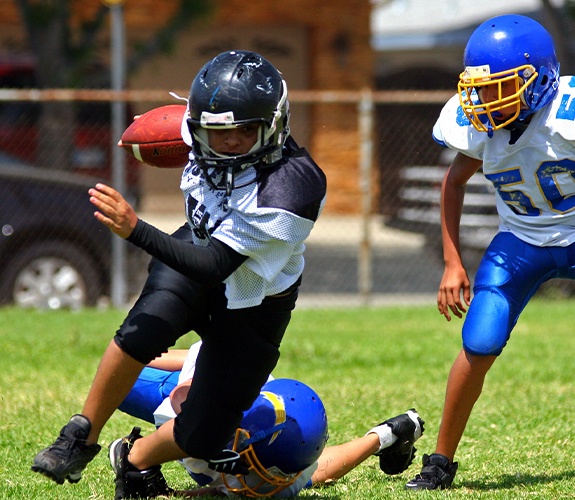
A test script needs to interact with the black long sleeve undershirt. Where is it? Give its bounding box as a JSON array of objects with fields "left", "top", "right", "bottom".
[{"left": 126, "top": 219, "right": 248, "bottom": 285}]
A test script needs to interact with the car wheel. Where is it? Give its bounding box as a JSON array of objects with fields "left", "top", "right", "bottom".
[{"left": 0, "top": 241, "right": 103, "bottom": 309}]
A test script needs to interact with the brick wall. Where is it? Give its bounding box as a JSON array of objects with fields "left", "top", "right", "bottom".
[
  {"left": 0, "top": 0, "right": 374, "bottom": 214},
  {"left": 211, "top": 1, "right": 374, "bottom": 214}
]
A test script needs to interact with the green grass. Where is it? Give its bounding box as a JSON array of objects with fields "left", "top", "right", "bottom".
[{"left": 2, "top": 299, "right": 575, "bottom": 498}]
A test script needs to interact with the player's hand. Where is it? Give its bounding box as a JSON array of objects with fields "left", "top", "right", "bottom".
[
  {"left": 117, "top": 115, "right": 141, "bottom": 147},
  {"left": 437, "top": 263, "right": 471, "bottom": 321},
  {"left": 207, "top": 449, "right": 249, "bottom": 476},
  {"left": 89, "top": 183, "right": 138, "bottom": 239}
]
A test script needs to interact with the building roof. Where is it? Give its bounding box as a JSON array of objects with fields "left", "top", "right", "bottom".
[{"left": 370, "top": 0, "right": 560, "bottom": 50}]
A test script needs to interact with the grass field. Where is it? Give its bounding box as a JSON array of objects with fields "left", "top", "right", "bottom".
[{"left": 2, "top": 299, "right": 575, "bottom": 499}]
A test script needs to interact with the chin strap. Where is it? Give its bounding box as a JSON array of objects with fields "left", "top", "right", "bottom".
[
  {"left": 208, "top": 449, "right": 250, "bottom": 475},
  {"left": 225, "top": 166, "right": 234, "bottom": 198},
  {"left": 487, "top": 122, "right": 494, "bottom": 138},
  {"left": 239, "top": 422, "right": 287, "bottom": 451}
]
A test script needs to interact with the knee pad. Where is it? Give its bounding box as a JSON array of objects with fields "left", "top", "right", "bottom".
[
  {"left": 462, "top": 288, "right": 512, "bottom": 356},
  {"left": 115, "top": 261, "right": 210, "bottom": 364},
  {"left": 114, "top": 303, "right": 186, "bottom": 364}
]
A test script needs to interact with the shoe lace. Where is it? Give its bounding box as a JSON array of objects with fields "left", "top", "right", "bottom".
[
  {"left": 415, "top": 462, "right": 448, "bottom": 485},
  {"left": 48, "top": 433, "right": 82, "bottom": 454}
]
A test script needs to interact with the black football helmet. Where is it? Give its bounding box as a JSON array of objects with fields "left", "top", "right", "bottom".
[{"left": 187, "top": 50, "right": 290, "bottom": 195}]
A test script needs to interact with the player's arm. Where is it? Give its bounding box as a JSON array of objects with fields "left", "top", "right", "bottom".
[
  {"left": 147, "top": 349, "right": 189, "bottom": 371},
  {"left": 438, "top": 152, "right": 483, "bottom": 321},
  {"left": 89, "top": 183, "right": 247, "bottom": 284},
  {"left": 126, "top": 219, "right": 247, "bottom": 284}
]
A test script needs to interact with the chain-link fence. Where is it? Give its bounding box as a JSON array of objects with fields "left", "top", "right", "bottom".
[{"left": 7, "top": 86, "right": 565, "bottom": 310}]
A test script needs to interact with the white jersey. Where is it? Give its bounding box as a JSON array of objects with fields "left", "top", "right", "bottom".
[
  {"left": 433, "top": 75, "right": 575, "bottom": 247},
  {"left": 153, "top": 343, "right": 314, "bottom": 497},
  {"left": 180, "top": 119, "right": 326, "bottom": 309}
]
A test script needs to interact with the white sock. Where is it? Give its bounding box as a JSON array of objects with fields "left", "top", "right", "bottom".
[
  {"left": 365, "top": 423, "right": 397, "bottom": 453},
  {"left": 406, "top": 409, "right": 423, "bottom": 440},
  {"left": 365, "top": 410, "right": 422, "bottom": 453}
]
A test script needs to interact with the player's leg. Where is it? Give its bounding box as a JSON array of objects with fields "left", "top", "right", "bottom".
[
  {"left": 117, "top": 367, "right": 181, "bottom": 424},
  {"left": 81, "top": 340, "right": 146, "bottom": 443},
  {"left": 107, "top": 281, "right": 300, "bottom": 497},
  {"left": 31, "top": 280, "right": 196, "bottom": 484},
  {"left": 32, "top": 225, "right": 205, "bottom": 484},
  {"left": 172, "top": 278, "right": 301, "bottom": 462},
  {"left": 109, "top": 425, "right": 175, "bottom": 499},
  {"left": 434, "top": 349, "right": 496, "bottom": 458},
  {"left": 407, "top": 232, "right": 556, "bottom": 490},
  {"left": 82, "top": 255, "right": 204, "bottom": 442}
]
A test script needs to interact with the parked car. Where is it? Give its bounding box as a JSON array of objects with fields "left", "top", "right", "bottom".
[
  {"left": 386, "top": 149, "right": 499, "bottom": 270},
  {"left": 0, "top": 56, "right": 141, "bottom": 201},
  {"left": 0, "top": 58, "right": 148, "bottom": 308},
  {"left": 0, "top": 153, "right": 144, "bottom": 309}
]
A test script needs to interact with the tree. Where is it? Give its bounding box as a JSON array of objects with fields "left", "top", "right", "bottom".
[{"left": 13, "top": 0, "right": 212, "bottom": 168}]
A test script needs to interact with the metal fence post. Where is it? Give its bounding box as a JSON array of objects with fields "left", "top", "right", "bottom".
[
  {"left": 108, "top": 2, "right": 128, "bottom": 308},
  {"left": 358, "top": 89, "right": 373, "bottom": 304}
]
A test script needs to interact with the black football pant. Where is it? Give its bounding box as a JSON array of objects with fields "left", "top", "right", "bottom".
[{"left": 114, "top": 224, "right": 300, "bottom": 459}]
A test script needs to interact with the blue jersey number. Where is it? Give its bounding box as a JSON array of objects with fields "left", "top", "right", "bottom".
[
  {"left": 485, "top": 159, "right": 575, "bottom": 216},
  {"left": 556, "top": 93, "right": 575, "bottom": 121}
]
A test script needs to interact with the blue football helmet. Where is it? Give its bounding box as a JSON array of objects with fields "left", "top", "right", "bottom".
[
  {"left": 458, "top": 14, "right": 559, "bottom": 135},
  {"left": 187, "top": 50, "right": 290, "bottom": 195},
  {"left": 223, "top": 378, "right": 329, "bottom": 497}
]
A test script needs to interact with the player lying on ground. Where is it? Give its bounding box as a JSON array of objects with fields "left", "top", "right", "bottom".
[{"left": 112, "top": 341, "right": 425, "bottom": 497}]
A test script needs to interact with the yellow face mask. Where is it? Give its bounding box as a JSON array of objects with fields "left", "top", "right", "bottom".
[
  {"left": 221, "top": 428, "right": 302, "bottom": 498},
  {"left": 458, "top": 64, "right": 538, "bottom": 133}
]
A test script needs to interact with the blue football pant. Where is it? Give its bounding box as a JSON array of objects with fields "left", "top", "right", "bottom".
[
  {"left": 117, "top": 367, "right": 180, "bottom": 424},
  {"left": 462, "top": 231, "right": 575, "bottom": 356}
]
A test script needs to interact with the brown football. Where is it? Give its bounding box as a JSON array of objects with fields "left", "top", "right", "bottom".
[{"left": 119, "top": 104, "right": 191, "bottom": 168}]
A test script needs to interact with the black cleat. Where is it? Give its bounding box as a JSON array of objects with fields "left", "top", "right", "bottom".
[
  {"left": 31, "top": 414, "right": 101, "bottom": 484},
  {"left": 109, "top": 426, "right": 174, "bottom": 499},
  {"left": 405, "top": 453, "right": 458, "bottom": 490},
  {"left": 375, "top": 408, "right": 425, "bottom": 475}
]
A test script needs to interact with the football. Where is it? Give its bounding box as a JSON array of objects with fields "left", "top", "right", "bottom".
[{"left": 119, "top": 104, "right": 191, "bottom": 168}]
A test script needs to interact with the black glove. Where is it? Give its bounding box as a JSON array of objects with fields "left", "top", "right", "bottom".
[{"left": 207, "top": 449, "right": 249, "bottom": 475}]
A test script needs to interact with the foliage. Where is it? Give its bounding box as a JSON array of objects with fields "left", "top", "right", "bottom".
[
  {"left": 2, "top": 300, "right": 575, "bottom": 498},
  {"left": 14, "top": 0, "right": 213, "bottom": 88}
]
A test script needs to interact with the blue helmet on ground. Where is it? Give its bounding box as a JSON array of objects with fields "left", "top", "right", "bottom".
[{"left": 224, "top": 378, "right": 329, "bottom": 497}]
